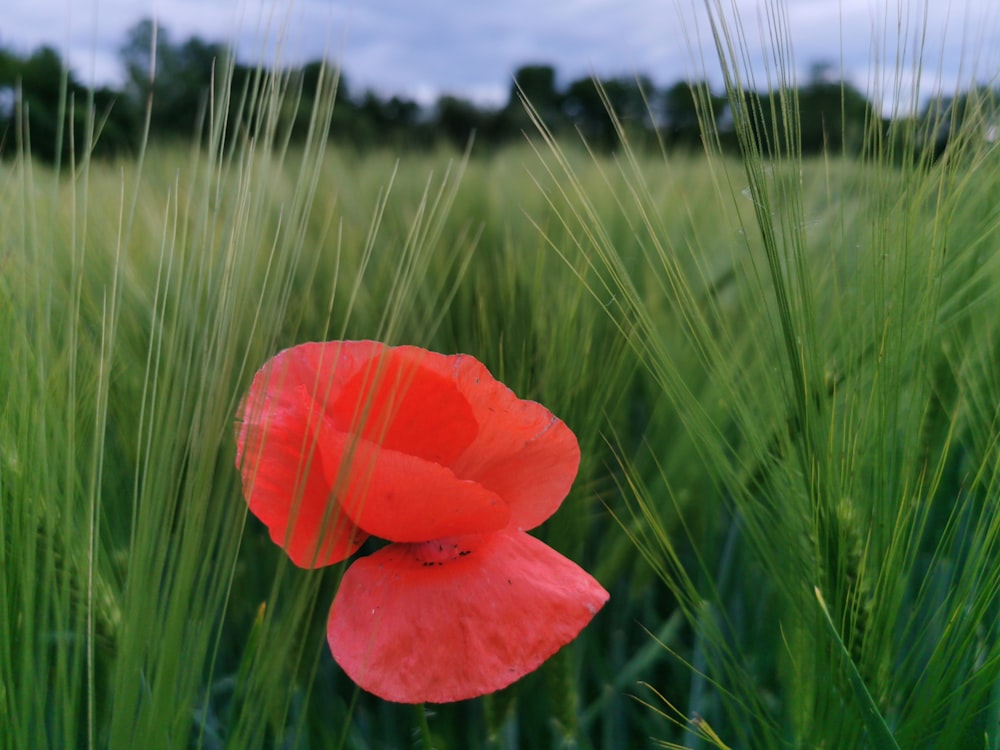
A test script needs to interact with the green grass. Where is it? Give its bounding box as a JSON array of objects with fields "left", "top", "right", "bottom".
[
  {"left": 522, "top": 1, "right": 1000, "bottom": 745},
  {"left": 3, "top": 6, "right": 1000, "bottom": 748}
]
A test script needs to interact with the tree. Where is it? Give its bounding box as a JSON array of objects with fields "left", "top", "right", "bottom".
[
  {"left": 0, "top": 42, "right": 139, "bottom": 162},
  {"left": 502, "top": 64, "right": 564, "bottom": 135},
  {"left": 0, "top": 47, "right": 14, "bottom": 149},
  {"left": 721, "top": 65, "right": 877, "bottom": 158},
  {"left": 920, "top": 86, "right": 1000, "bottom": 158},
  {"left": 435, "top": 94, "right": 491, "bottom": 148},
  {"left": 6, "top": 46, "right": 74, "bottom": 162},
  {"left": 795, "top": 65, "right": 874, "bottom": 154},
  {"left": 120, "top": 19, "right": 229, "bottom": 138},
  {"left": 563, "top": 74, "right": 655, "bottom": 149},
  {"left": 662, "top": 80, "right": 725, "bottom": 148}
]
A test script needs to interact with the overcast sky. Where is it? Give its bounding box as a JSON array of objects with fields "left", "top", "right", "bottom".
[{"left": 3, "top": 0, "right": 998, "bottom": 109}]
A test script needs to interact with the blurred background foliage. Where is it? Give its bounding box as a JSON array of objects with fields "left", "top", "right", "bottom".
[{"left": 1, "top": 18, "right": 998, "bottom": 165}]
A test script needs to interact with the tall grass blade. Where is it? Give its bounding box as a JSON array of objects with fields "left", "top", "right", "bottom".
[{"left": 814, "top": 587, "right": 901, "bottom": 750}]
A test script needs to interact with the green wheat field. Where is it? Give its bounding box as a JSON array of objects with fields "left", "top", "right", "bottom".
[{"left": 2, "top": 4, "right": 999, "bottom": 749}]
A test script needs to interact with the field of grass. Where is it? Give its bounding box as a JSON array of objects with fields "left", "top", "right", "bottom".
[{"left": 3, "top": 11, "right": 1000, "bottom": 749}]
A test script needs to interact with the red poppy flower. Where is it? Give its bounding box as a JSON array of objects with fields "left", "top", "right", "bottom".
[{"left": 236, "top": 341, "right": 609, "bottom": 703}]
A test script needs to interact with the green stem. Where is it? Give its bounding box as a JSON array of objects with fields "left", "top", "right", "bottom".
[
  {"left": 814, "top": 587, "right": 900, "bottom": 750},
  {"left": 415, "top": 703, "right": 434, "bottom": 750}
]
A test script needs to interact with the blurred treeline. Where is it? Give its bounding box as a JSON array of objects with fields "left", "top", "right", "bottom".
[{"left": 0, "top": 18, "right": 996, "bottom": 164}]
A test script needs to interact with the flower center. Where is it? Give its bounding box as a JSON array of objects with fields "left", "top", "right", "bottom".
[{"left": 411, "top": 535, "right": 479, "bottom": 567}]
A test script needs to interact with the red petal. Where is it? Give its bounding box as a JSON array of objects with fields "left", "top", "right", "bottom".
[
  {"left": 326, "top": 530, "right": 609, "bottom": 703},
  {"left": 235, "top": 342, "right": 385, "bottom": 566},
  {"left": 331, "top": 346, "right": 477, "bottom": 466},
  {"left": 238, "top": 342, "right": 579, "bottom": 548},
  {"left": 442, "top": 355, "right": 581, "bottom": 530},
  {"left": 318, "top": 428, "right": 510, "bottom": 541}
]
